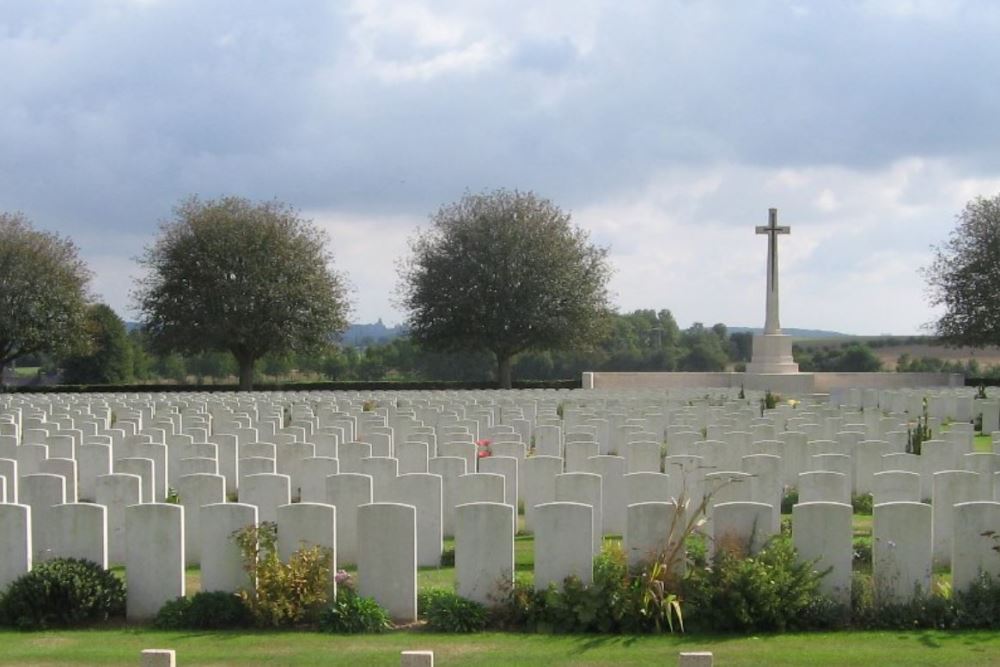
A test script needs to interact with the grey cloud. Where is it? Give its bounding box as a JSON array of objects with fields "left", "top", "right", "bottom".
[{"left": 0, "top": 0, "right": 999, "bottom": 323}]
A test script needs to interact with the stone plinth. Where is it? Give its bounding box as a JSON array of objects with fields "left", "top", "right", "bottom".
[{"left": 746, "top": 333, "right": 798, "bottom": 374}]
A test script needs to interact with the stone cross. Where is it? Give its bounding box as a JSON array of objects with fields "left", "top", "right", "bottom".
[{"left": 755, "top": 208, "right": 790, "bottom": 334}]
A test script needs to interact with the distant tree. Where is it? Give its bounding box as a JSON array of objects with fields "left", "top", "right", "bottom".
[
  {"left": 795, "top": 342, "right": 881, "bottom": 372},
  {"left": 924, "top": 194, "right": 1000, "bottom": 348},
  {"left": 398, "top": 189, "right": 612, "bottom": 388},
  {"left": 61, "top": 304, "right": 134, "bottom": 384},
  {"left": 0, "top": 212, "right": 91, "bottom": 380},
  {"left": 729, "top": 331, "right": 754, "bottom": 362},
  {"left": 134, "top": 196, "right": 351, "bottom": 390},
  {"left": 678, "top": 324, "right": 729, "bottom": 371}
]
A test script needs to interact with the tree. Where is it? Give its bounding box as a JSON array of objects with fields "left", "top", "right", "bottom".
[
  {"left": 0, "top": 212, "right": 91, "bottom": 380},
  {"left": 398, "top": 189, "right": 611, "bottom": 388},
  {"left": 61, "top": 304, "right": 134, "bottom": 384},
  {"left": 134, "top": 196, "right": 351, "bottom": 390},
  {"left": 924, "top": 194, "right": 1000, "bottom": 348}
]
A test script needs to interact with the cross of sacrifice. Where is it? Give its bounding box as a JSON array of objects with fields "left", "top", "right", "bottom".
[{"left": 755, "top": 208, "right": 790, "bottom": 334}]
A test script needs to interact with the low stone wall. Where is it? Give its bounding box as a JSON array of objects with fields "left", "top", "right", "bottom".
[
  {"left": 812, "top": 372, "right": 964, "bottom": 391},
  {"left": 582, "top": 371, "right": 963, "bottom": 392}
]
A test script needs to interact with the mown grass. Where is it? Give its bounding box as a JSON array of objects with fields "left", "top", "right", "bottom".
[
  {"left": 2, "top": 628, "right": 1000, "bottom": 666},
  {"left": 974, "top": 434, "right": 993, "bottom": 452}
]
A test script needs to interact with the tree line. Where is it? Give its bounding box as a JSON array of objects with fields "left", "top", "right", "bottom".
[{"left": 4, "top": 190, "right": 1000, "bottom": 389}]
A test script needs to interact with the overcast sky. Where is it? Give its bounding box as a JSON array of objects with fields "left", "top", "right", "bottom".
[{"left": 4, "top": 0, "right": 999, "bottom": 334}]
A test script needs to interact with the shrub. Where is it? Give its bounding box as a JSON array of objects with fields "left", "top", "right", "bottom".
[
  {"left": 154, "top": 591, "right": 252, "bottom": 630},
  {"left": 780, "top": 488, "right": 799, "bottom": 514},
  {"left": 491, "top": 543, "right": 684, "bottom": 635},
  {"left": 0, "top": 558, "right": 126, "bottom": 630},
  {"left": 419, "top": 589, "right": 488, "bottom": 632},
  {"left": 682, "top": 538, "right": 832, "bottom": 633},
  {"left": 232, "top": 522, "right": 333, "bottom": 627},
  {"left": 318, "top": 588, "right": 392, "bottom": 633},
  {"left": 852, "top": 538, "right": 872, "bottom": 571},
  {"left": 951, "top": 573, "right": 1000, "bottom": 629},
  {"left": 439, "top": 547, "right": 455, "bottom": 567},
  {"left": 851, "top": 493, "right": 873, "bottom": 515}
]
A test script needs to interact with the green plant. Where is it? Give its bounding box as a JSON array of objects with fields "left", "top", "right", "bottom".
[
  {"left": 951, "top": 573, "right": 1000, "bottom": 628},
  {"left": 760, "top": 390, "right": 781, "bottom": 415},
  {"left": 318, "top": 588, "right": 392, "bottom": 633},
  {"left": 907, "top": 400, "right": 932, "bottom": 455},
  {"left": 738, "top": 384, "right": 745, "bottom": 400},
  {"left": 164, "top": 487, "right": 181, "bottom": 504},
  {"left": 780, "top": 488, "right": 799, "bottom": 514},
  {"left": 682, "top": 538, "right": 832, "bottom": 633},
  {"left": 851, "top": 493, "right": 873, "bottom": 515},
  {"left": 419, "top": 589, "right": 488, "bottom": 632},
  {"left": 0, "top": 558, "right": 126, "bottom": 630},
  {"left": 439, "top": 547, "right": 455, "bottom": 567},
  {"left": 852, "top": 538, "right": 872, "bottom": 572},
  {"left": 231, "top": 522, "right": 333, "bottom": 627},
  {"left": 153, "top": 591, "right": 252, "bottom": 630}
]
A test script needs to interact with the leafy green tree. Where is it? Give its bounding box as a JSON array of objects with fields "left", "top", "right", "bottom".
[
  {"left": 398, "top": 189, "right": 611, "bottom": 388},
  {"left": 60, "top": 304, "right": 134, "bottom": 384},
  {"left": 0, "top": 212, "right": 91, "bottom": 380},
  {"left": 678, "top": 324, "right": 729, "bottom": 371},
  {"left": 924, "top": 194, "right": 1000, "bottom": 349},
  {"left": 134, "top": 196, "right": 351, "bottom": 390}
]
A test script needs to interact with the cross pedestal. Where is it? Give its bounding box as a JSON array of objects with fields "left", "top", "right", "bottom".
[{"left": 746, "top": 208, "right": 799, "bottom": 375}]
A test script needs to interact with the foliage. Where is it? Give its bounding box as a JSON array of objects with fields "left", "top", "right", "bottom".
[
  {"left": 134, "top": 195, "right": 350, "bottom": 390},
  {"left": 60, "top": 304, "right": 134, "bottom": 384},
  {"left": 398, "top": 188, "right": 612, "bottom": 388},
  {"left": 794, "top": 342, "right": 882, "bottom": 372},
  {"left": 0, "top": 212, "right": 91, "bottom": 378},
  {"left": 682, "top": 538, "right": 834, "bottom": 633},
  {"left": 0, "top": 558, "right": 125, "bottom": 630},
  {"left": 153, "top": 591, "right": 252, "bottom": 630},
  {"left": 678, "top": 323, "right": 730, "bottom": 371},
  {"left": 780, "top": 488, "right": 799, "bottom": 515},
  {"left": 896, "top": 353, "right": 1000, "bottom": 378},
  {"left": 907, "top": 401, "right": 932, "bottom": 455},
  {"left": 418, "top": 589, "right": 488, "bottom": 633},
  {"left": 924, "top": 194, "right": 1000, "bottom": 349},
  {"left": 439, "top": 546, "right": 456, "bottom": 567},
  {"left": 231, "top": 521, "right": 333, "bottom": 627},
  {"left": 318, "top": 588, "right": 392, "bottom": 634},
  {"left": 761, "top": 390, "right": 781, "bottom": 412},
  {"left": 851, "top": 493, "right": 873, "bottom": 515},
  {"left": 950, "top": 573, "right": 1000, "bottom": 629},
  {"left": 491, "top": 542, "right": 686, "bottom": 634}
]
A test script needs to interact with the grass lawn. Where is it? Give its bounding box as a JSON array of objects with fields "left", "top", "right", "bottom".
[
  {"left": 2, "top": 628, "right": 1000, "bottom": 666},
  {"left": 975, "top": 434, "right": 993, "bottom": 452}
]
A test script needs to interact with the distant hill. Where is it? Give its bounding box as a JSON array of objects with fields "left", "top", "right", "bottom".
[{"left": 727, "top": 327, "right": 850, "bottom": 339}]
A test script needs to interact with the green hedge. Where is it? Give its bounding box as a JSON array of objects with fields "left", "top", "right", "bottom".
[{"left": 2, "top": 379, "right": 581, "bottom": 394}]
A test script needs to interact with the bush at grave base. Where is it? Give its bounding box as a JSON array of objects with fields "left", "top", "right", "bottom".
[
  {"left": 153, "top": 591, "right": 253, "bottom": 630},
  {"left": 491, "top": 543, "right": 683, "bottom": 634},
  {"left": 850, "top": 572, "right": 1000, "bottom": 631},
  {"left": 0, "top": 558, "right": 126, "bottom": 631},
  {"left": 231, "top": 522, "right": 333, "bottom": 628},
  {"left": 851, "top": 493, "right": 874, "bottom": 515},
  {"left": 682, "top": 538, "right": 839, "bottom": 633},
  {"left": 318, "top": 588, "right": 392, "bottom": 634},
  {"left": 780, "top": 488, "right": 799, "bottom": 514},
  {"left": 418, "top": 589, "right": 488, "bottom": 633}
]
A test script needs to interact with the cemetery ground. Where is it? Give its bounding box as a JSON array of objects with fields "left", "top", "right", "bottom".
[
  {"left": 3, "top": 627, "right": 1000, "bottom": 666},
  {"left": 5, "top": 507, "right": 1000, "bottom": 666}
]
